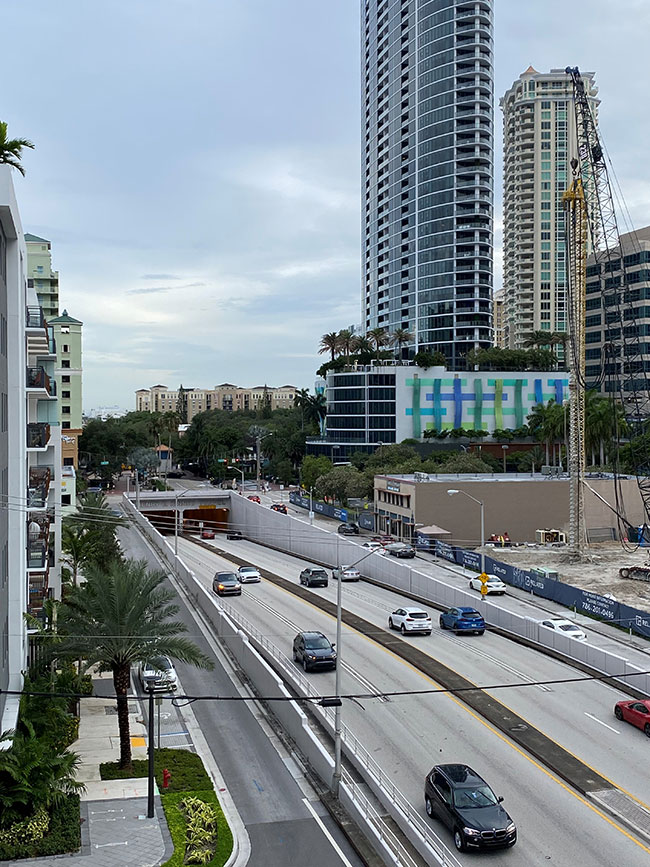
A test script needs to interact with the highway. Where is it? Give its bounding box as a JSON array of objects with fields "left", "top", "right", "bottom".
[{"left": 176, "top": 533, "right": 650, "bottom": 865}]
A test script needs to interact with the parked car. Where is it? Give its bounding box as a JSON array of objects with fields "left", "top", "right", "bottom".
[
  {"left": 226, "top": 530, "right": 243, "bottom": 540},
  {"left": 468, "top": 574, "right": 507, "bottom": 595},
  {"left": 212, "top": 571, "right": 242, "bottom": 596},
  {"left": 439, "top": 607, "right": 485, "bottom": 635},
  {"left": 385, "top": 542, "right": 416, "bottom": 559},
  {"left": 299, "top": 566, "right": 329, "bottom": 588},
  {"left": 338, "top": 522, "right": 360, "bottom": 535},
  {"left": 167, "top": 470, "right": 183, "bottom": 478},
  {"left": 332, "top": 564, "right": 361, "bottom": 581},
  {"left": 388, "top": 607, "right": 432, "bottom": 635},
  {"left": 138, "top": 656, "right": 178, "bottom": 692},
  {"left": 247, "top": 495, "right": 261, "bottom": 504},
  {"left": 270, "top": 503, "right": 288, "bottom": 514},
  {"left": 424, "top": 764, "right": 516, "bottom": 852},
  {"left": 292, "top": 631, "right": 337, "bottom": 672},
  {"left": 614, "top": 698, "right": 650, "bottom": 737},
  {"left": 201, "top": 528, "right": 215, "bottom": 539},
  {"left": 539, "top": 617, "right": 587, "bottom": 641},
  {"left": 238, "top": 565, "right": 261, "bottom": 584},
  {"left": 362, "top": 540, "right": 383, "bottom": 550}
]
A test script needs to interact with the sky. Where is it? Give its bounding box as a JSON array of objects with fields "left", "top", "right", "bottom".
[{"left": 3, "top": 0, "right": 650, "bottom": 410}]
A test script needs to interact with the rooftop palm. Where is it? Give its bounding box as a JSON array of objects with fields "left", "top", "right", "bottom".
[
  {"left": 0, "top": 121, "right": 34, "bottom": 176},
  {"left": 57, "top": 559, "right": 213, "bottom": 769},
  {"left": 318, "top": 332, "right": 340, "bottom": 362}
]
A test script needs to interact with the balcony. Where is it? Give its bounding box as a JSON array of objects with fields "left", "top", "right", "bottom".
[
  {"left": 26, "top": 423, "right": 51, "bottom": 450},
  {"left": 28, "top": 466, "right": 53, "bottom": 508},
  {"left": 27, "top": 540, "right": 47, "bottom": 571},
  {"left": 26, "top": 366, "right": 55, "bottom": 396},
  {"left": 26, "top": 306, "right": 45, "bottom": 329}
]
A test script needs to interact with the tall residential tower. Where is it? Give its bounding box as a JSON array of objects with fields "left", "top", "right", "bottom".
[
  {"left": 500, "top": 67, "right": 599, "bottom": 349},
  {"left": 362, "top": 0, "right": 494, "bottom": 367}
]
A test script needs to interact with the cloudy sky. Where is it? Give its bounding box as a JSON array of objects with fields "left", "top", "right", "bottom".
[{"left": 3, "top": 0, "right": 650, "bottom": 410}]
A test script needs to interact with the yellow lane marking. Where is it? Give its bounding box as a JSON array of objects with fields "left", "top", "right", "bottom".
[{"left": 191, "top": 541, "right": 650, "bottom": 852}]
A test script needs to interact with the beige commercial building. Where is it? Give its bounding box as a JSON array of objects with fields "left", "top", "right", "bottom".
[
  {"left": 374, "top": 473, "right": 644, "bottom": 546},
  {"left": 135, "top": 383, "right": 297, "bottom": 421}
]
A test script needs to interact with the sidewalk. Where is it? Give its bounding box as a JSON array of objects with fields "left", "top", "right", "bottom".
[{"left": 6, "top": 673, "right": 173, "bottom": 866}]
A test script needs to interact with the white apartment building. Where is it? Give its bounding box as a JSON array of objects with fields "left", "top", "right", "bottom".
[
  {"left": 501, "top": 67, "right": 599, "bottom": 349},
  {"left": 135, "top": 383, "right": 297, "bottom": 421},
  {"left": 0, "top": 167, "right": 61, "bottom": 733}
]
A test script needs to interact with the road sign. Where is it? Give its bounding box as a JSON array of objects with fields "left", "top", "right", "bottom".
[{"left": 100, "top": 461, "right": 109, "bottom": 466}]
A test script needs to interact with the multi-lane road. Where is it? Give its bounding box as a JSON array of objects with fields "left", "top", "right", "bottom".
[{"left": 175, "top": 531, "right": 650, "bottom": 865}]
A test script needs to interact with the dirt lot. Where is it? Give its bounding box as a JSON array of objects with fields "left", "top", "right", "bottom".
[{"left": 477, "top": 542, "right": 650, "bottom": 610}]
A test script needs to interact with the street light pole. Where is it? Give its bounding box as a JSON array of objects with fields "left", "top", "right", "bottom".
[
  {"left": 501, "top": 444, "right": 509, "bottom": 474},
  {"left": 174, "top": 489, "right": 191, "bottom": 556},
  {"left": 309, "top": 487, "right": 314, "bottom": 525},
  {"left": 447, "top": 489, "right": 485, "bottom": 572},
  {"left": 146, "top": 682, "right": 155, "bottom": 818}
]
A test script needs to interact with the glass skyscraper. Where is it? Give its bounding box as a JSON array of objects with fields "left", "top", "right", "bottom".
[{"left": 362, "top": 0, "right": 494, "bottom": 368}]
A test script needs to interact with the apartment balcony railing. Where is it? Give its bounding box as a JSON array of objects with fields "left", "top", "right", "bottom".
[
  {"left": 26, "top": 423, "right": 51, "bottom": 450},
  {"left": 27, "top": 540, "right": 47, "bottom": 570},
  {"left": 27, "top": 466, "right": 53, "bottom": 508},
  {"left": 26, "top": 306, "right": 45, "bottom": 329},
  {"left": 26, "top": 366, "right": 55, "bottom": 395}
]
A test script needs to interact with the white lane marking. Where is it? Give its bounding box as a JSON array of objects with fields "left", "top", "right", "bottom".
[
  {"left": 584, "top": 712, "right": 620, "bottom": 734},
  {"left": 302, "top": 798, "right": 356, "bottom": 867}
]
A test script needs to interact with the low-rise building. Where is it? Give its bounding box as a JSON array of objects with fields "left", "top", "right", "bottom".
[{"left": 135, "top": 383, "right": 298, "bottom": 421}]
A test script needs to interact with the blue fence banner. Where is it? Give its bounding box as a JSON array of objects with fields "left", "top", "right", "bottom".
[
  {"left": 289, "top": 491, "right": 373, "bottom": 529},
  {"left": 433, "top": 541, "right": 650, "bottom": 640}
]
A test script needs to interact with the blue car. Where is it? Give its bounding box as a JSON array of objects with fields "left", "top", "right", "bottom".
[{"left": 439, "top": 606, "right": 485, "bottom": 635}]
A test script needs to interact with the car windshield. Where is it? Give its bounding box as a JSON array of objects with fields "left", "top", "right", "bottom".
[
  {"left": 219, "top": 574, "right": 237, "bottom": 582},
  {"left": 559, "top": 623, "right": 580, "bottom": 632},
  {"left": 410, "top": 612, "right": 428, "bottom": 619},
  {"left": 453, "top": 786, "right": 498, "bottom": 809},
  {"left": 148, "top": 657, "right": 171, "bottom": 671},
  {"left": 462, "top": 611, "right": 481, "bottom": 619},
  {"left": 305, "top": 637, "right": 331, "bottom": 650},
  {"left": 240, "top": 567, "right": 257, "bottom": 573}
]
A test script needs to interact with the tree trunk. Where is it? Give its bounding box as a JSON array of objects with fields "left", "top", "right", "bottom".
[
  {"left": 600, "top": 440, "right": 605, "bottom": 466},
  {"left": 545, "top": 442, "right": 550, "bottom": 465},
  {"left": 113, "top": 663, "right": 133, "bottom": 770}
]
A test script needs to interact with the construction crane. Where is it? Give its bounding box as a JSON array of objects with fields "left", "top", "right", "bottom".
[{"left": 564, "top": 66, "right": 650, "bottom": 556}]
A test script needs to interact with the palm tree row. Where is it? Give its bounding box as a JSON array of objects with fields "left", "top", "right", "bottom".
[
  {"left": 522, "top": 330, "right": 568, "bottom": 355},
  {"left": 318, "top": 326, "right": 412, "bottom": 361}
]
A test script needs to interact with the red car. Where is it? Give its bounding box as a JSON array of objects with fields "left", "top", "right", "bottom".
[
  {"left": 247, "top": 495, "right": 261, "bottom": 504},
  {"left": 614, "top": 699, "right": 650, "bottom": 736},
  {"left": 270, "top": 503, "right": 288, "bottom": 514},
  {"left": 201, "top": 528, "right": 215, "bottom": 539}
]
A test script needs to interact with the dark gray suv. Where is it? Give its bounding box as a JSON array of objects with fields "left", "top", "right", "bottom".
[
  {"left": 292, "top": 632, "right": 336, "bottom": 672},
  {"left": 299, "top": 566, "right": 329, "bottom": 588}
]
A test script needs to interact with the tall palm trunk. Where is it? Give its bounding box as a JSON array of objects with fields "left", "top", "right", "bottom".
[{"left": 113, "top": 662, "right": 133, "bottom": 769}]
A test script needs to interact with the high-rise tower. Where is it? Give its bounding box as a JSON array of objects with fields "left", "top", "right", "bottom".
[
  {"left": 362, "top": 0, "right": 494, "bottom": 367},
  {"left": 501, "top": 67, "right": 599, "bottom": 349}
]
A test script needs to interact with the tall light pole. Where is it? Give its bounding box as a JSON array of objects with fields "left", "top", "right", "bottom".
[
  {"left": 447, "top": 488, "right": 485, "bottom": 572},
  {"left": 174, "top": 488, "right": 192, "bottom": 555},
  {"left": 309, "top": 487, "right": 314, "bottom": 525},
  {"left": 232, "top": 466, "right": 245, "bottom": 493},
  {"left": 501, "top": 444, "right": 509, "bottom": 474},
  {"left": 143, "top": 677, "right": 157, "bottom": 818}
]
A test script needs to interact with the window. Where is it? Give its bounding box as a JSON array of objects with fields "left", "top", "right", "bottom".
[
  {"left": 62, "top": 406, "right": 70, "bottom": 414},
  {"left": 62, "top": 375, "right": 70, "bottom": 383},
  {"left": 63, "top": 457, "right": 74, "bottom": 466},
  {"left": 62, "top": 344, "right": 69, "bottom": 353},
  {"left": 62, "top": 421, "right": 70, "bottom": 429},
  {"left": 62, "top": 390, "right": 70, "bottom": 399},
  {"left": 62, "top": 360, "right": 70, "bottom": 368},
  {"left": 62, "top": 494, "right": 71, "bottom": 506}
]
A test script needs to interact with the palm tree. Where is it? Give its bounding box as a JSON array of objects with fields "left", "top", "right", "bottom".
[
  {"left": 367, "top": 327, "right": 388, "bottom": 356},
  {"left": 61, "top": 522, "right": 97, "bottom": 587},
  {"left": 350, "top": 335, "right": 373, "bottom": 356},
  {"left": 390, "top": 327, "right": 412, "bottom": 359},
  {"left": 337, "top": 329, "right": 355, "bottom": 357},
  {"left": 57, "top": 559, "right": 213, "bottom": 770},
  {"left": 318, "top": 332, "right": 340, "bottom": 362},
  {"left": 0, "top": 121, "right": 34, "bottom": 176},
  {"left": 523, "top": 330, "right": 552, "bottom": 349}
]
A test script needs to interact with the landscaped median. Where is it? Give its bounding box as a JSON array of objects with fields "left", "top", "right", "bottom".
[{"left": 100, "top": 747, "right": 233, "bottom": 867}]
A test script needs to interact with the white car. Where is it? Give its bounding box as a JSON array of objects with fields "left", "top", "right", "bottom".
[
  {"left": 539, "top": 617, "right": 587, "bottom": 641},
  {"left": 362, "top": 540, "right": 383, "bottom": 550},
  {"left": 332, "top": 565, "right": 361, "bottom": 581},
  {"left": 469, "top": 574, "right": 507, "bottom": 595},
  {"left": 138, "top": 656, "right": 178, "bottom": 692},
  {"left": 238, "top": 565, "right": 261, "bottom": 583},
  {"left": 388, "top": 607, "right": 432, "bottom": 635}
]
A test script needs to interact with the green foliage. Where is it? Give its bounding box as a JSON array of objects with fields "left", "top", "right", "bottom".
[
  {"left": 516, "top": 446, "right": 546, "bottom": 472},
  {"left": 0, "top": 808, "right": 49, "bottom": 846},
  {"left": 438, "top": 452, "right": 494, "bottom": 473},
  {"left": 0, "top": 120, "right": 35, "bottom": 176},
  {"left": 466, "top": 346, "right": 559, "bottom": 371},
  {"left": 101, "top": 748, "right": 211, "bottom": 791},
  {"left": 492, "top": 428, "right": 516, "bottom": 441},
  {"left": 300, "top": 455, "right": 333, "bottom": 490},
  {"left": 129, "top": 445, "right": 159, "bottom": 473},
  {"left": 365, "top": 443, "right": 420, "bottom": 469},
  {"left": 78, "top": 411, "right": 166, "bottom": 476},
  {"left": 180, "top": 796, "right": 219, "bottom": 864},
  {"left": 413, "top": 350, "right": 447, "bottom": 368},
  {"left": 314, "top": 466, "right": 370, "bottom": 504},
  {"left": 0, "top": 795, "right": 80, "bottom": 861},
  {"left": 161, "top": 791, "right": 232, "bottom": 867}
]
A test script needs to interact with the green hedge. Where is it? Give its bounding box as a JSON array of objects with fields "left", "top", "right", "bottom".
[
  {"left": 0, "top": 795, "right": 80, "bottom": 860},
  {"left": 161, "top": 790, "right": 232, "bottom": 867}
]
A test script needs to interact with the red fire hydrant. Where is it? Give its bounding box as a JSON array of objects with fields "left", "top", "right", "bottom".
[{"left": 162, "top": 768, "right": 171, "bottom": 790}]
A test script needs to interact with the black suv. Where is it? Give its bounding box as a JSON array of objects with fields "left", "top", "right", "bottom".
[
  {"left": 424, "top": 764, "right": 516, "bottom": 852},
  {"left": 337, "top": 522, "right": 359, "bottom": 535},
  {"left": 292, "top": 631, "right": 336, "bottom": 671},
  {"left": 299, "top": 566, "right": 329, "bottom": 588}
]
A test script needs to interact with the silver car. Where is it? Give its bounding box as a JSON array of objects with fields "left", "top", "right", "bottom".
[
  {"left": 238, "top": 565, "right": 261, "bottom": 583},
  {"left": 332, "top": 565, "right": 361, "bottom": 582},
  {"left": 138, "top": 656, "right": 178, "bottom": 692}
]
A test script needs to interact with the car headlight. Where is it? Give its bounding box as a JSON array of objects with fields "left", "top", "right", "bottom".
[
  {"left": 308, "top": 655, "right": 317, "bottom": 660},
  {"left": 218, "top": 584, "right": 224, "bottom": 590},
  {"left": 463, "top": 827, "right": 481, "bottom": 836},
  {"left": 506, "top": 822, "right": 516, "bottom": 834}
]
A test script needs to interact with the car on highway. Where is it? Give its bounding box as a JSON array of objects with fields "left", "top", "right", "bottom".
[
  {"left": 385, "top": 542, "right": 416, "bottom": 559},
  {"left": 468, "top": 574, "right": 507, "bottom": 595},
  {"left": 337, "top": 522, "right": 360, "bottom": 535},
  {"left": 299, "top": 566, "right": 329, "bottom": 588},
  {"left": 292, "top": 631, "right": 337, "bottom": 672},
  {"left": 388, "top": 607, "right": 432, "bottom": 635},
  {"left": 424, "top": 764, "right": 516, "bottom": 852},
  {"left": 362, "top": 540, "right": 383, "bottom": 550},
  {"left": 238, "top": 565, "right": 261, "bottom": 583},
  {"left": 332, "top": 564, "right": 361, "bottom": 582},
  {"left": 247, "top": 494, "right": 261, "bottom": 503},
  {"left": 439, "top": 606, "right": 485, "bottom": 635},
  {"left": 226, "top": 530, "right": 243, "bottom": 540},
  {"left": 138, "top": 656, "right": 178, "bottom": 692},
  {"left": 372, "top": 535, "right": 394, "bottom": 544},
  {"left": 539, "top": 617, "right": 587, "bottom": 641},
  {"left": 614, "top": 698, "right": 650, "bottom": 736},
  {"left": 270, "top": 503, "right": 288, "bottom": 514},
  {"left": 212, "top": 571, "right": 242, "bottom": 596},
  {"left": 201, "top": 528, "right": 215, "bottom": 539}
]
